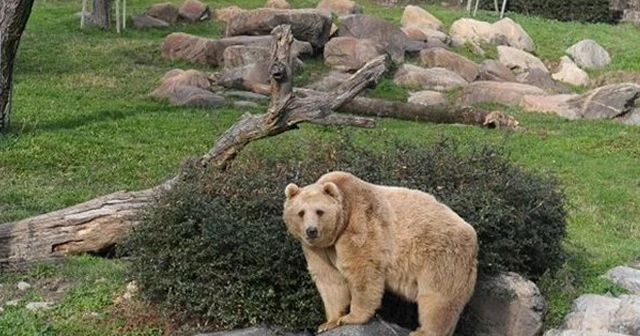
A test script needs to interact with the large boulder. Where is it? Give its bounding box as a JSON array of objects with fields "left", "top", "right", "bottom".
[
  {"left": 517, "top": 68, "right": 571, "bottom": 94},
  {"left": 498, "top": 46, "right": 549, "bottom": 74},
  {"left": 544, "top": 330, "right": 631, "bottom": 336},
  {"left": 197, "top": 320, "right": 410, "bottom": 336},
  {"left": 459, "top": 81, "right": 545, "bottom": 106},
  {"left": 338, "top": 14, "right": 416, "bottom": 63},
  {"left": 460, "top": 272, "right": 547, "bottom": 336},
  {"left": 449, "top": 17, "right": 534, "bottom": 53},
  {"left": 147, "top": 2, "right": 179, "bottom": 24},
  {"left": 151, "top": 69, "right": 225, "bottom": 108},
  {"left": 419, "top": 47, "right": 479, "bottom": 82},
  {"left": 162, "top": 34, "right": 313, "bottom": 68},
  {"left": 520, "top": 94, "right": 580, "bottom": 119},
  {"left": 264, "top": 0, "right": 291, "bottom": 9},
  {"left": 402, "top": 26, "right": 450, "bottom": 45},
  {"left": 566, "top": 83, "right": 640, "bottom": 120},
  {"left": 162, "top": 33, "right": 218, "bottom": 66},
  {"left": 401, "top": 5, "right": 444, "bottom": 32},
  {"left": 606, "top": 266, "right": 640, "bottom": 295},
  {"left": 178, "top": 0, "right": 210, "bottom": 22},
  {"left": 559, "top": 294, "right": 640, "bottom": 335},
  {"left": 218, "top": 62, "right": 271, "bottom": 91},
  {"left": 552, "top": 56, "right": 590, "bottom": 87},
  {"left": 323, "top": 37, "right": 385, "bottom": 72},
  {"left": 214, "top": 6, "right": 244, "bottom": 24},
  {"left": 305, "top": 72, "right": 351, "bottom": 92},
  {"left": 449, "top": 18, "right": 505, "bottom": 51},
  {"left": 407, "top": 90, "right": 448, "bottom": 110},
  {"left": 566, "top": 39, "right": 611, "bottom": 70},
  {"left": 132, "top": 14, "right": 170, "bottom": 29},
  {"left": 317, "top": 0, "right": 361, "bottom": 16},
  {"left": 478, "top": 60, "right": 516, "bottom": 82},
  {"left": 492, "top": 18, "right": 535, "bottom": 52},
  {"left": 394, "top": 64, "right": 468, "bottom": 91},
  {"left": 223, "top": 45, "right": 270, "bottom": 69},
  {"left": 224, "top": 8, "right": 333, "bottom": 49}
]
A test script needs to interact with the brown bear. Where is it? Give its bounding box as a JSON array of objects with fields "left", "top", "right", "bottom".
[{"left": 282, "top": 171, "right": 478, "bottom": 336}]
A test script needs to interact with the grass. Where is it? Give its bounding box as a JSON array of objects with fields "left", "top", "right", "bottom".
[{"left": 1, "top": 0, "right": 640, "bottom": 334}]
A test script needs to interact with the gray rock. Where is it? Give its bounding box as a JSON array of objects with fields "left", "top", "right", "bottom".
[
  {"left": 478, "top": 60, "right": 517, "bottom": 82},
  {"left": 401, "top": 5, "right": 444, "bottom": 32},
  {"left": 498, "top": 46, "right": 548, "bottom": 74},
  {"left": 419, "top": 47, "right": 479, "bottom": 82},
  {"left": 223, "top": 45, "right": 270, "bottom": 69},
  {"left": 520, "top": 94, "right": 580, "bottom": 119},
  {"left": 26, "top": 302, "right": 54, "bottom": 311},
  {"left": 492, "top": 18, "right": 535, "bottom": 52},
  {"left": 324, "top": 37, "right": 385, "bottom": 72},
  {"left": 517, "top": 68, "right": 571, "bottom": 94},
  {"left": 305, "top": 72, "right": 351, "bottom": 92},
  {"left": 321, "top": 320, "right": 410, "bottom": 336},
  {"left": 566, "top": 39, "right": 611, "bottom": 70},
  {"left": 544, "top": 330, "right": 631, "bottom": 336},
  {"left": 317, "top": 0, "right": 361, "bottom": 17},
  {"left": 462, "top": 272, "right": 546, "bottom": 336},
  {"left": 17, "top": 281, "right": 31, "bottom": 291},
  {"left": 394, "top": 64, "right": 468, "bottom": 91},
  {"left": 607, "top": 266, "right": 640, "bottom": 295},
  {"left": 233, "top": 101, "right": 259, "bottom": 109},
  {"left": 147, "top": 2, "right": 179, "bottom": 24},
  {"left": 338, "top": 14, "right": 413, "bottom": 63},
  {"left": 552, "top": 56, "right": 590, "bottom": 87},
  {"left": 132, "top": 14, "right": 170, "bottom": 29},
  {"left": 617, "top": 108, "right": 640, "bottom": 125},
  {"left": 178, "top": 0, "right": 210, "bottom": 22},
  {"left": 407, "top": 90, "right": 448, "bottom": 110},
  {"left": 561, "top": 294, "right": 640, "bottom": 335},
  {"left": 225, "top": 8, "right": 333, "bottom": 49},
  {"left": 566, "top": 83, "right": 640, "bottom": 120},
  {"left": 218, "top": 62, "right": 271, "bottom": 92},
  {"left": 170, "top": 86, "right": 226, "bottom": 108},
  {"left": 224, "top": 91, "right": 269, "bottom": 101},
  {"left": 459, "top": 81, "right": 545, "bottom": 106}
]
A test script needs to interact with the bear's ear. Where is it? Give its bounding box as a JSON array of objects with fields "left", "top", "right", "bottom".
[
  {"left": 322, "top": 182, "right": 340, "bottom": 199},
  {"left": 285, "top": 183, "right": 300, "bottom": 200}
]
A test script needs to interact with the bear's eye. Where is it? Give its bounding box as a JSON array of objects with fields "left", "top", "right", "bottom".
[
  {"left": 298, "top": 210, "right": 305, "bottom": 218},
  {"left": 316, "top": 209, "right": 324, "bottom": 216}
]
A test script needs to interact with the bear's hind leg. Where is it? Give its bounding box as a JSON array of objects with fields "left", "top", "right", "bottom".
[{"left": 411, "top": 292, "right": 465, "bottom": 336}]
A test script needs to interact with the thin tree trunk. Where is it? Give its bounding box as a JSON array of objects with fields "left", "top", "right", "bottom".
[
  {"left": 0, "top": 25, "right": 386, "bottom": 269},
  {"left": 91, "top": 0, "right": 111, "bottom": 28},
  {"left": 0, "top": 0, "right": 35, "bottom": 133}
]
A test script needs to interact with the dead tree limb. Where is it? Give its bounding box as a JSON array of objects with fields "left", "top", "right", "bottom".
[
  {"left": 1, "top": 0, "right": 36, "bottom": 133},
  {"left": 338, "top": 96, "right": 520, "bottom": 128},
  {"left": 0, "top": 25, "right": 385, "bottom": 269}
]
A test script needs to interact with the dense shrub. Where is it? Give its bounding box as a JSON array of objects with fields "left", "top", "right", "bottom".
[
  {"left": 121, "top": 135, "right": 567, "bottom": 331},
  {"left": 479, "top": 0, "right": 619, "bottom": 23}
]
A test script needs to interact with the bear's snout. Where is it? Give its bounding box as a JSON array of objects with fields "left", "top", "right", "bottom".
[{"left": 305, "top": 226, "right": 319, "bottom": 240}]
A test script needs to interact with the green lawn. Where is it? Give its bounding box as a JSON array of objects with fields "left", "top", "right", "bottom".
[{"left": 1, "top": 0, "right": 640, "bottom": 334}]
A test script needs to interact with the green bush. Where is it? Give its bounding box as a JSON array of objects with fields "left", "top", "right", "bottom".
[
  {"left": 480, "top": 0, "right": 619, "bottom": 23},
  {"left": 121, "top": 135, "right": 567, "bottom": 331}
]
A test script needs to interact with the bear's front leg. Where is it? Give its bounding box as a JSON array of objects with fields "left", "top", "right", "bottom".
[
  {"left": 303, "top": 247, "right": 351, "bottom": 334},
  {"left": 337, "top": 261, "right": 386, "bottom": 327}
]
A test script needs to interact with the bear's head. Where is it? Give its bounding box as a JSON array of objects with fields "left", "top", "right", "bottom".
[{"left": 283, "top": 182, "right": 345, "bottom": 248}]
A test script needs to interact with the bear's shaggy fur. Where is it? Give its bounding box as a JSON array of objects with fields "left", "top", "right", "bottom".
[{"left": 283, "top": 171, "right": 478, "bottom": 336}]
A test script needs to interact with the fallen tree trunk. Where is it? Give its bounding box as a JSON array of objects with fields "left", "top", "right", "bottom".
[
  {"left": 339, "top": 96, "right": 520, "bottom": 128},
  {"left": 0, "top": 25, "right": 386, "bottom": 269},
  {"left": 1, "top": 0, "right": 36, "bottom": 133}
]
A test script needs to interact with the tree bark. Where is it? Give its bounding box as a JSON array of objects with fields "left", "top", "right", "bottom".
[
  {"left": 0, "top": 0, "right": 35, "bottom": 133},
  {"left": 91, "top": 0, "right": 111, "bottom": 28},
  {"left": 0, "top": 25, "right": 386, "bottom": 269},
  {"left": 338, "top": 96, "right": 520, "bottom": 128}
]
